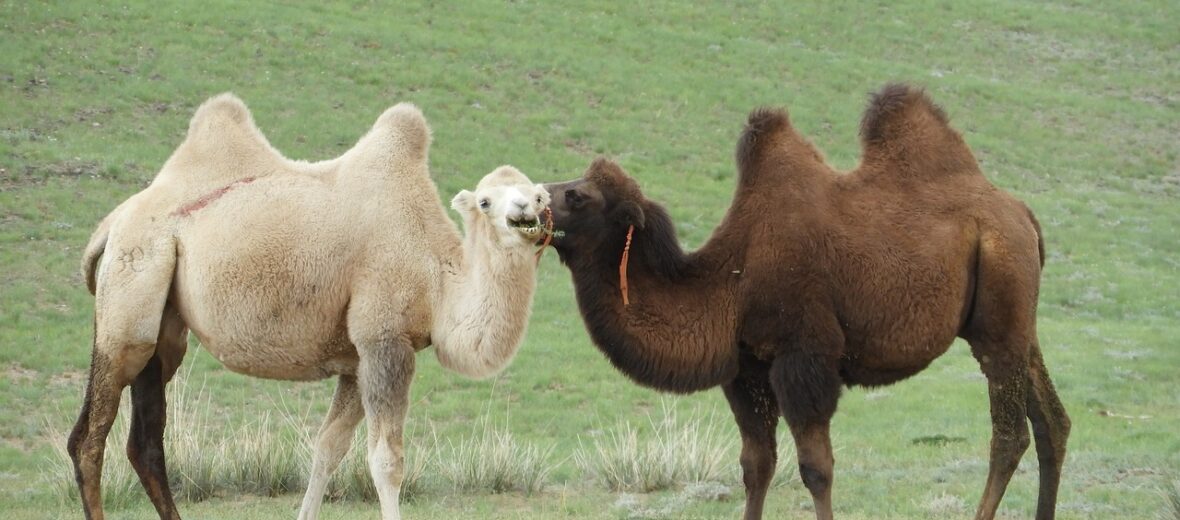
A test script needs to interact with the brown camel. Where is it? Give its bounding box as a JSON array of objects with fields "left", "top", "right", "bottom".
[
  {"left": 542, "top": 84, "right": 1070, "bottom": 520},
  {"left": 68, "top": 94, "right": 550, "bottom": 520}
]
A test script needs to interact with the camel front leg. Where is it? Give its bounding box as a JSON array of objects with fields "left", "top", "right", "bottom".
[
  {"left": 358, "top": 336, "right": 416, "bottom": 520},
  {"left": 722, "top": 355, "right": 779, "bottom": 520},
  {"left": 298, "top": 375, "right": 364, "bottom": 520},
  {"left": 770, "top": 351, "right": 842, "bottom": 520}
]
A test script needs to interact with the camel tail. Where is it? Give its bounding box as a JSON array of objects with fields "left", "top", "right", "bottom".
[
  {"left": 858, "top": 83, "right": 979, "bottom": 177},
  {"left": 81, "top": 211, "right": 118, "bottom": 295},
  {"left": 1027, "top": 204, "right": 1046, "bottom": 269}
]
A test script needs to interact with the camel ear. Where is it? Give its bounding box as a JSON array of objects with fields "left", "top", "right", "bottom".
[
  {"left": 613, "top": 200, "right": 645, "bottom": 230},
  {"left": 451, "top": 190, "right": 476, "bottom": 213}
]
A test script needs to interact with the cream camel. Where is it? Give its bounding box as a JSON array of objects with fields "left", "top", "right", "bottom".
[{"left": 67, "top": 94, "right": 550, "bottom": 520}]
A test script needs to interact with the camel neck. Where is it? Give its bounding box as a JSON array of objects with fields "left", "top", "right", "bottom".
[
  {"left": 565, "top": 227, "right": 740, "bottom": 393},
  {"left": 431, "top": 226, "right": 537, "bottom": 378}
]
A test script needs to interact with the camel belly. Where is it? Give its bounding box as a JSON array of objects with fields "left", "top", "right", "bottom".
[
  {"left": 174, "top": 295, "right": 359, "bottom": 381},
  {"left": 832, "top": 255, "right": 969, "bottom": 387},
  {"left": 171, "top": 236, "right": 360, "bottom": 380},
  {"left": 838, "top": 337, "right": 956, "bottom": 387},
  {"left": 198, "top": 333, "right": 359, "bottom": 381}
]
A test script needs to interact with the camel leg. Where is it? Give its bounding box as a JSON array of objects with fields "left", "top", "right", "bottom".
[
  {"left": 722, "top": 355, "right": 779, "bottom": 520},
  {"left": 69, "top": 340, "right": 157, "bottom": 520},
  {"left": 298, "top": 375, "right": 365, "bottom": 520},
  {"left": 68, "top": 349, "right": 123, "bottom": 520},
  {"left": 126, "top": 307, "right": 187, "bottom": 520},
  {"left": 70, "top": 236, "right": 175, "bottom": 519},
  {"left": 770, "top": 351, "right": 841, "bottom": 520},
  {"left": 357, "top": 335, "right": 416, "bottom": 520},
  {"left": 1025, "top": 343, "right": 1070, "bottom": 520},
  {"left": 126, "top": 355, "right": 178, "bottom": 520},
  {"left": 968, "top": 338, "right": 1032, "bottom": 520}
]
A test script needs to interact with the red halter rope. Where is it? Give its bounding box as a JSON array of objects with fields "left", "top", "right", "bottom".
[{"left": 619, "top": 225, "right": 634, "bottom": 306}]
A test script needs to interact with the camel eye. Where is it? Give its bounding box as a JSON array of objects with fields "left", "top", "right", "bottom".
[
  {"left": 565, "top": 189, "right": 585, "bottom": 209},
  {"left": 478, "top": 198, "right": 490, "bottom": 209}
]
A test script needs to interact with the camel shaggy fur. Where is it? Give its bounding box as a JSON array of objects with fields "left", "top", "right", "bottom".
[
  {"left": 68, "top": 94, "right": 550, "bottom": 520},
  {"left": 542, "top": 84, "right": 1069, "bottom": 520}
]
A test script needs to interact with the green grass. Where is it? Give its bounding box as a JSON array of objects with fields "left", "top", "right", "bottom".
[{"left": 2, "top": 0, "right": 1178, "bottom": 518}]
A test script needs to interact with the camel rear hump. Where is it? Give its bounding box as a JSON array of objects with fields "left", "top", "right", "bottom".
[
  {"left": 182, "top": 93, "right": 275, "bottom": 153},
  {"left": 858, "top": 83, "right": 980, "bottom": 178},
  {"left": 374, "top": 102, "right": 432, "bottom": 164},
  {"left": 187, "top": 93, "right": 253, "bottom": 135},
  {"left": 342, "top": 102, "right": 433, "bottom": 177},
  {"left": 160, "top": 93, "right": 286, "bottom": 183}
]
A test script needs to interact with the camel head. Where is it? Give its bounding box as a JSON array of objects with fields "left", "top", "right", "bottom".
[
  {"left": 451, "top": 165, "right": 550, "bottom": 246},
  {"left": 542, "top": 158, "right": 650, "bottom": 261}
]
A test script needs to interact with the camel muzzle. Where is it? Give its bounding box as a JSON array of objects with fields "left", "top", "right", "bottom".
[{"left": 507, "top": 214, "right": 544, "bottom": 238}]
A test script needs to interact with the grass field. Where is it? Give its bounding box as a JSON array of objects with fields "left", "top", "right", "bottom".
[{"left": 2, "top": 1, "right": 1178, "bottom": 518}]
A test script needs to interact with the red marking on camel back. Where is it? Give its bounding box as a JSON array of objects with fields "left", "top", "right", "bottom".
[{"left": 171, "top": 177, "right": 257, "bottom": 217}]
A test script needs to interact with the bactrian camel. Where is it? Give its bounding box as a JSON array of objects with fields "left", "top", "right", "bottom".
[
  {"left": 541, "top": 84, "right": 1069, "bottom": 520},
  {"left": 68, "top": 94, "right": 551, "bottom": 520}
]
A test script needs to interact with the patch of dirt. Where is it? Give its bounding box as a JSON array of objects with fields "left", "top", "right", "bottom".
[
  {"left": 21, "top": 75, "right": 49, "bottom": 95},
  {"left": 4, "top": 160, "right": 106, "bottom": 190},
  {"left": 72, "top": 106, "right": 113, "bottom": 123},
  {"left": 49, "top": 369, "right": 87, "bottom": 388},
  {"left": 150, "top": 101, "right": 176, "bottom": 113},
  {"left": 3, "top": 363, "right": 38, "bottom": 383},
  {"left": 910, "top": 434, "right": 968, "bottom": 447},
  {"left": 564, "top": 138, "right": 593, "bottom": 155},
  {"left": 1, "top": 436, "right": 36, "bottom": 453}
]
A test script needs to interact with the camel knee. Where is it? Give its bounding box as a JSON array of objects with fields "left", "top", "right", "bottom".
[
  {"left": 1053, "top": 414, "right": 1071, "bottom": 458},
  {"left": 1008, "top": 429, "right": 1031, "bottom": 458},
  {"left": 770, "top": 352, "right": 841, "bottom": 427},
  {"left": 67, "top": 411, "right": 89, "bottom": 465},
  {"left": 367, "top": 439, "right": 405, "bottom": 485},
  {"left": 125, "top": 432, "right": 163, "bottom": 473},
  {"left": 993, "top": 428, "right": 1031, "bottom": 473},
  {"left": 739, "top": 448, "right": 776, "bottom": 488},
  {"left": 1035, "top": 412, "right": 1071, "bottom": 466},
  {"left": 799, "top": 463, "right": 831, "bottom": 496},
  {"left": 68, "top": 403, "right": 115, "bottom": 467}
]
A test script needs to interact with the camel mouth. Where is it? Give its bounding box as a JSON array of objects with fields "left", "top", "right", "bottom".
[{"left": 508, "top": 216, "right": 543, "bottom": 238}]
